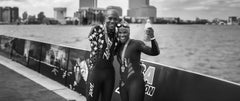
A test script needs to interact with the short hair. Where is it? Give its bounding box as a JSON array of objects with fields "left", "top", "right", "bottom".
[{"left": 104, "top": 9, "right": 119, "bottom": 18}]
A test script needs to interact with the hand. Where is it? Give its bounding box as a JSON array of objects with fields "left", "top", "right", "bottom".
[{"left": 146, "top": 28, "right": 154, "bottom": 38}]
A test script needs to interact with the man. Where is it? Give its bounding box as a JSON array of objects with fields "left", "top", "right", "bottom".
[{"left": 87, "top": 9, "right": 119, "bottom": 101}]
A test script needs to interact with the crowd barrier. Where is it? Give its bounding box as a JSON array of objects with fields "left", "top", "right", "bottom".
[{"left": 0, "top": 35, "right": 240, "bottom": 101}]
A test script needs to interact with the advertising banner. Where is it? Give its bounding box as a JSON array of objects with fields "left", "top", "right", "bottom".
[
  {"left": 40, "top": 44, "right": 68, "bottom": 85},
  {"left": 0, "top": 35, "right": 14, "bottom": 58},
  {"left": 1, "top": 35, "right": 240, "bottom": 101},
  {"left": 10, "top": 38, "right": 28, "bottom": 66},
  {"left": 112, "top": 60, "right": 240, "bottom": 101},
  {"left": 66, "top": 48, "right": 90, "bottom": 96},
  {"left": 112, "top": 60, "right": 160, "bottom": 101},
  {"left": 27, "top": 41, "right": 42, "bottom": 71}
]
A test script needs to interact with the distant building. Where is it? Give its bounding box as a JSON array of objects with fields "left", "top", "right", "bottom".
[
  {"left": 238, "top": 18, "right": 240, "bottom": 25},
  {"left": 75, "top": 0, "right": 106, "bottom": 25},
  {"left": 128, "top": 6, "right": 156, "bottom": 18},
  {"left": 211, "top": 18, "right": 227, "bottom": 25},
  {"left": 11, "top": 7, "right": 19, "bottom": 22},
  {"left": 153, "top": 17, "right": 181, "bottom": 24},
  {"left": 0, "top": 7, "right": 3, "bottom": 22},
  {"left": 195, "top": 17, "right": 209, "bottom": 24},
  {"left": 106, "top": 6, "right": 122, "bottom": 16},
  {"left": 0, "top": 6, "right": 19, "bottom": 23},
  {"left": 2, "top": 7, "right": 11, "bottom": 23},
  {"left": 75, "top": 7, "right": 105, "bottom": 25},
  {"left": 54, "top": 7, "right": 67, "bottom": 24},
  {"left": 129, "top": 0, "right": 146, "bottom": 9},
  {"left": 79, "top": 0, "right": 97, "bottom": 9},
  {"left": 128, "top": 0, "right": 156, "bottom": 18},
  {"left": 228, "top": 16, "right": 238, "bottom": 25}
]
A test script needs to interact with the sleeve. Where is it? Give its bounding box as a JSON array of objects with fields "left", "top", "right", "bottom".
[
  {"left": 88, "top": 25, "right": 100, "bottom": 41},
  {"left": 138, "top": 39, "right": 160, "bottom": 56},
  {"left": 88, "top": 25, "right": 103, "bottom": 68}
]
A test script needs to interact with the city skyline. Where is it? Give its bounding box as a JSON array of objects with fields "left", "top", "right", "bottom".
[{"left": 0, "top": 0, "right": 240, "bottom": 20}]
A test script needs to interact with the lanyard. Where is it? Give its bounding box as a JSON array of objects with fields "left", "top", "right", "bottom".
[{"left": 121, "top": 39, "right": 130, "bottom": 62}]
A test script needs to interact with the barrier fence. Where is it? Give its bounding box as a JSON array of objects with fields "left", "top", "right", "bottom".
[{"left": 0, "top": 35, "right": 240, "bottom": 101}]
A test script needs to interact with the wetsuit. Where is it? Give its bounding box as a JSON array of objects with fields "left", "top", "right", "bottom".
[
  {"left": 117, "top": 39, "right": 159, "bottom": 101},
  {"left": 87, "top": 25, "right": 117, "bottom": 101}
]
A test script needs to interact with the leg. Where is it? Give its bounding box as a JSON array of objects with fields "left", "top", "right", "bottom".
[
  {"left": 86, "top": 71, "right": 101, "bottom": 101},
  {"left": 120, "top": 84, "right": 128, "bottom": 101},
  {"left": 101, "top": 69, "right": 115, "bottom": 101},
  {"left": 128, "top": 74, "right": 145, "bottom": 101}
]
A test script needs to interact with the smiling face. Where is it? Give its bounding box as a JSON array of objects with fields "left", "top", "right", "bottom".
[
  {"left": 105, "top": 9, "right": 119, "bottom": 31},
  {"left": 118, "top": 27, "right": 130, "bottom": 44}
]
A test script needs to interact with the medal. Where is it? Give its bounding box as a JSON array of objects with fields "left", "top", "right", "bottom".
[
  {"left": 121, "top": 81, "right": 125, "bottom": 87},
  {"left": 121, "top": 66, "right": 125, "bottom": 72}
]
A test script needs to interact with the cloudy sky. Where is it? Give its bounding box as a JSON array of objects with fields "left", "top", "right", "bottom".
[{"left": 0, "top": 0, "right": 240, "bottom": 20}]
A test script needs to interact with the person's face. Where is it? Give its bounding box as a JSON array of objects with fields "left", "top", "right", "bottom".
[
  {"left": 105, "top": 10, "right": 119, "bottom": 30},
  {"left": 118, "top": 28, "right": 130, "bottom": 44}
]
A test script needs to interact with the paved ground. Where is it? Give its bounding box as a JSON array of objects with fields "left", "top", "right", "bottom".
[
  {"left": 0, "top": 55, "right": 86, "bottom": 101},
  {"left": 0, "top": 64, "right": 67, "bottom": 101}
]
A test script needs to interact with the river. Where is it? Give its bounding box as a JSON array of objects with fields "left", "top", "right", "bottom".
[{"left": 1, "top": 24, "right": 240, "bottom": 83}]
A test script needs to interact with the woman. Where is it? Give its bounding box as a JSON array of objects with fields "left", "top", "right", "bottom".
[{"left": 116, "top": 21, "right": 160, "bottom": 101}]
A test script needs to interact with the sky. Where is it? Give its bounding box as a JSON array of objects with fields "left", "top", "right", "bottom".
[{"left": 0, "top": 0, "right": 240, "bottom": 20}]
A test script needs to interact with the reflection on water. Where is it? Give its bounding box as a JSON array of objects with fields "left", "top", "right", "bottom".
[{"left": 1, "top": 24, "right": 240, "bottom": 83}]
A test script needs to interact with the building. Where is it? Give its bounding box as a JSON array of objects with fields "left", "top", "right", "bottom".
[
  {"left": 0, "top": 6, "right": 19, "bottom": 23},
  {"left": 0, "top": 7, "right": 3, "bottom": 22},
  {"left": 75, "top": 7, "right": 105, "bottom": 25},
  {"left": 106, "top": 6, "right": 122, "bottom": 16},
  {"left": 53, "top": 7, "right": 67, "bottom": 24},
  {"left": 128, "top": 0, "right": 156, "bottom": 18},
  {"left": 79, "top": 0, "right": 97, "bottom": 9},
  {"left": 2, "top": 7, "right": 11, "bottom": 23},
  {"left": 75, "top": 0, "right": 106, "bottom": 25},
  {"left": 11, "top": 7, "right": 19, "bottom": 22},
  {"left": 238, "top": 18, "right": 240, "bottom": 25},
  {"left": 228, "top": 16, "right": 238, "bottom": 25},
  {"left": 129, "top": 0, "right": 147, "bottom": 9},
  {"left": 128, "top": 6, "right": 156, "bottom": 18},
  {"left": 154, "top": 17, "right": 180, "bottom": 24}
]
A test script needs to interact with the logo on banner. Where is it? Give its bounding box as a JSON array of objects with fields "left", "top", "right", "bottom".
[
  {"left": 143, "top": 65, "right": 156, "bottom": 97},
  {"left": 74, "top": 59, "right": 88, "bottom": 83},
  {"left": 115, "top": 63, "right": 156, "bottom": 97}
]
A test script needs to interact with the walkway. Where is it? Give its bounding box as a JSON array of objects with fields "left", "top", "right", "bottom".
[{"left": 0, "top": 55, "right": 86, "bottom": 101}]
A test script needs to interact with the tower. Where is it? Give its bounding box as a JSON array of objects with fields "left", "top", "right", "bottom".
[
  {"left": 11, "top": 7, "right": 19, "bottom": 22},
  {"left": 2, "top": 7, "right": 11, "bottom": 23},
  {"left": 79, "top": 0, "right": 97, "bottom": 9},
  {"left": 0, "top": 7, "right": 3, "bottom": 22},
  {"left": 129, "top": 0, "right": 147, "bottom": 9},
  {"left": 128, "top": 0, "right": 156, "bottom": 18},
  {"left": 54, "top": 7, "right": 67, "bottom": 24}
]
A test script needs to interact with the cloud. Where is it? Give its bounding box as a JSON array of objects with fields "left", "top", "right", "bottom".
[
  {"left": 162, "top": 7, "right": 170, "bottom": 11},
  {"left": 199, "top": 0, "right": 220, "bottom": 5},
  {"left": 0, "top": 0, "right": 25, "bottom": 1},
  {"left": 184, "top": 6, "right": 209, "bottom": 11},
  {"left": 0, "top": 0, "right": 78, "bottom": 17},
  {"left": 229, "top": 3, "right": 240, "bottom": 7},
  {"left": 200, "top": 0, "right": 240, "bottom": 7}
]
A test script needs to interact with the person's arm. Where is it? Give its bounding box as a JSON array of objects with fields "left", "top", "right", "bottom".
[
  {"left": 139, "top": 28, "right": 160, "bottom": 56},
  {"left": 88, "top": 25, "right": 100, "bottom": 41}
]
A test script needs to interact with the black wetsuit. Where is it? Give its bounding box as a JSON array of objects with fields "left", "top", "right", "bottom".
[
  {"left": 87, "top": 25, "right": 117, "bottom": 101},
  {"left": 117, "top": 39, "right": 159, "bottom": 101}
]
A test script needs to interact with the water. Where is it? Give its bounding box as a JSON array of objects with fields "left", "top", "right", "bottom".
[{"left": 1, "top": 24, "right": 240, "bottom": 83}]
